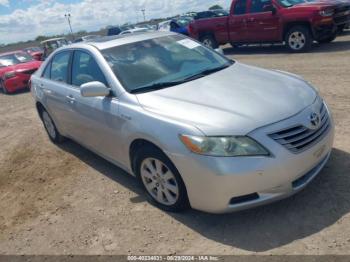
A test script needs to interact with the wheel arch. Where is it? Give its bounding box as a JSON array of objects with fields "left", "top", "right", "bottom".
[
  {"left": 283, "top": 21, "right": 314, "bottom": 39},
  {"left": 129, "top": 138, "right": 169, "bottom": 174},
  {"left": 35, "top": 101, "right": 46, "bottom": 119}
]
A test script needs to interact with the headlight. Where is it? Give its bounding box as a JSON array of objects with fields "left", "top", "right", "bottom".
[
  {"left": 319, "top": 9, "right": 334, "bottom": 17},
  {"left": 179, "top": 135, "right": 270, "bottom": 157},
  {"left": 4, "top": 71, "right": 16, "bottom": 79}
]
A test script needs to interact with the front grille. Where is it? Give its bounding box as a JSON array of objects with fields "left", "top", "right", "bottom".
[
  {"left": 22, "top": 69, "right": 37, "bottom": 75},
  {"left": 269, "top": 103, "right": 331, "bottom": 154},
  {"left": 334, "top": 5, "right": 350, "bottom": 25}
]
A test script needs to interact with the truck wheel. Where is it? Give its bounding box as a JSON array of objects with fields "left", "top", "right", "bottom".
[
  {"left": 200, "top": 34, "right": 218, "bottom": 49},
  {"left": 317, "top": 34, "right": 337, "bottom": 44},
  {"left": 285, "top": 26, "right": 312, "bottom": 52}
]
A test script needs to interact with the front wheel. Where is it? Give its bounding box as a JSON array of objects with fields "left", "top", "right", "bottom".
[
  {"left": 0, "top": 80, "right": 8, "bottom": 94},
  {"left": 200, "top": 34, "right": 218, "bottom": 49},
  {"left": 285, "top": 26, "right": 312, "bottom": 52},
  {"left": 134, "top": 146, "right": 190, "bottom": 212}
]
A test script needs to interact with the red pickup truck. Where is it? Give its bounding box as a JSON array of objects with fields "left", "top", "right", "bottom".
[{"left": 188, "top": 0, "right": 350, "bottom": 52}]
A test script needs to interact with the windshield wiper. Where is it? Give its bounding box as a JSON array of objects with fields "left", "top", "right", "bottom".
[
  {"left": 130, "top": 63, "right": 233, "bottom": 94},
  {"left": 130, "top": 75, "right": 201, "bottom": 94}
]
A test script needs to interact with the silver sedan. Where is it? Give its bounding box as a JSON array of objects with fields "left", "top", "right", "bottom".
[{"left": 31, "top": 32, "right": 334, "bottom": 214}]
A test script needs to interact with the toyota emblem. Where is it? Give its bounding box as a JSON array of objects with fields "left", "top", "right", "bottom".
[{"left": 310, "top": 112, "right": 321, "bottom": 129}]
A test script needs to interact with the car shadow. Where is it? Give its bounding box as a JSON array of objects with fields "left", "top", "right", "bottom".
[
  {"left": 59, "top": 140, "right": 350, "bottom": 252},
  {"left": 223, "top": 33, "right": 350, "bottom": 55}
]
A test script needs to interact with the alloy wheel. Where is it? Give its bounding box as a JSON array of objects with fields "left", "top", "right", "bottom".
[
  {"left": 202, "top": 39, "right": 213, "bottom": 48},
  {"left": 288, "top": 31, "right": 306, "bottom": 51},
  {"left": 140, "top": 158, "right": 179, "bottom": 206}
]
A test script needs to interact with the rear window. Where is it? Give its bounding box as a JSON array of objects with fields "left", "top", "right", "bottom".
[{"left": 234, "top": 0, "right": 247, "bottom": 15}]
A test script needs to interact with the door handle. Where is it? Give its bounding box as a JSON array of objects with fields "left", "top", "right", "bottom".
[{"left": 66, "top": 95, "right": 76, "bottom": 104}]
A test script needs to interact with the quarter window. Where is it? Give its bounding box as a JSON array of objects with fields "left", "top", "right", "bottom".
[
  {"left": 71, "top": 51, "right": 107, "bottom": 87},
  {"left": 251, "top": 0, "right": 273, "bottom": 13},
  {"left": 50, "top": 52, "right": 70, "bottom": 83},
  {"left": 42, "top": 61, "right": 51, "bottom": 79},
  {"left": 234, "top": 0, "right": 247, "bottom": 15}
]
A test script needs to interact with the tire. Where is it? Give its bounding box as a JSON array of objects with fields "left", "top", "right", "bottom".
[
  {"left": 41, "top": 109, "right": 65, "bottom": 144},
  {"left": 0, "top": 80, "right": 8, "bottom": 94},
  {"left": 200, "top": 34, "right": 218, "bottom": 49},
  {"left": 285, "top": 26, "right": 313, "bottom": 52},
  {"left": 317, "top": 34, "right": 337, "bottom": 44},
  {"left": 134, "top": 146, "right": 190, "bottom": 212}
]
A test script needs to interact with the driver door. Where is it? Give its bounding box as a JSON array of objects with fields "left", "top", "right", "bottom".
[
  {"left": 66, "top": 50, "right": 123, "bottom": 161},
  {"left": 245, "top": 0, "right": 280, "bottom": 42}
]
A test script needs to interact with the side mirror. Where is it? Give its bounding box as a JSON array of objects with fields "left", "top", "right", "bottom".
[
  {"left": 80, "top": 81, "right": 110, "bottom": 97},
  {"left": 214, "top": 48, "right": 224, "bottom": 55}
]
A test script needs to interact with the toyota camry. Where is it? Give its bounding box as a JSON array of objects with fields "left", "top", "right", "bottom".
[{"left": 30, "top": 32, "right": 334, "bottom": 213}]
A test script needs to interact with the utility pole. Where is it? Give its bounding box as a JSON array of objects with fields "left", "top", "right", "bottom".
[
  {"left": 64, "top": 13, "right": 73, "bottom": 35},
  {"left": 141, "top": 9, "right": 146, "bottom": 22}
]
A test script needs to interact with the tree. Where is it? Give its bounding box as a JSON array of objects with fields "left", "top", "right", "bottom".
[{"left": 209, "top": 4, "right": 223, "bottom": 10}]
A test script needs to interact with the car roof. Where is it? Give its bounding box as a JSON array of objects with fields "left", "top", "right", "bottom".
[
  {"left": 72, "top": 31, "right": 176, "bottom": 50},
  {"left": 0, "top": 50, "right": 25, "bottom": 56},
  {"left": 40, "top": 37, "right": 67, "bottom": 44}
]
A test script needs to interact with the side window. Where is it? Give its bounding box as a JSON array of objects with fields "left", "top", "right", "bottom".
[
  {"left": 234, "top": 0, "right": 247, "bottom": 15},
  {"left": 71, "top": 51, "right": 108, "bottom": 87},
  {"left": 251, "top": 0, "right": 272, "bottom": 13},
  {"left": 50, "top": 52, "right": 70, "bottom": 83},
  {"left": 42, "top": 61, "right": 51, "bottom": 79}
]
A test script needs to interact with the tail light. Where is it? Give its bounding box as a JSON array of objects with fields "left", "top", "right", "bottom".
[{"left": 4, "top": 71, "right": 16, "bottom": 79}]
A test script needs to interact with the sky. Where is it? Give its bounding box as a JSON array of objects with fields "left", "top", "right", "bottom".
[{"left": 0, "top": 0, "right": 230, "bottom": 44}]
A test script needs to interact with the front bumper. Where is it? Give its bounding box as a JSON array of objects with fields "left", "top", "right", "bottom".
[
  {"left": 3, "top": 75, "right": 31, "bottom": 93},
  {"left": 168, "top": 100, "right": 335, "bottom": 214}
]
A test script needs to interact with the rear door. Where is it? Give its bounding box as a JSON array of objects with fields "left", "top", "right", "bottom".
[
  {"left": 39, "top": 51, "right": 75, "bottom": 136},
  {"left": 229, "top": 0, "right": 250, "bottom": 43},
  {"left": 245, "top": 0, "right": 280, "bottom": 42}
]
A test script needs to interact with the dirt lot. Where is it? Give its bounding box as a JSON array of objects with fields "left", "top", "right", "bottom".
[{"left": 0, "top": 32, "right": 350, "bottom": 255}]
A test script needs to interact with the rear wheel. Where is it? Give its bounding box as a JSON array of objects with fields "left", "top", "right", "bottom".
[
  {"left": 134, "top": 146, "right": 190, "bottom": 212},
  {"left": 285, "top": 26, "right": 312, "bottom": 52},
  {"left": 200, "top": 34, "right": 218, "bottom": 49},
  {"left": 41, "top": 110, "right": 65, "bottom": 144}
]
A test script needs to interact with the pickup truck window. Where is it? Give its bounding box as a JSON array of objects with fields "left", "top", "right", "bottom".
[
  {"left": 251, "top": 0, "right": 273, "bottom": 13},
  {"left": 234, "top": 0, "right": 247, "bottom": 15},
  {"left": 277, "top": 0, "right": 309, "bottom": 7}
]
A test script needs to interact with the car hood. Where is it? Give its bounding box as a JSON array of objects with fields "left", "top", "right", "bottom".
[
  {"left": 0, "top": 60, "right": 42, "bottom": 75},
  {"left": 136, "top": 63, "right": 317, "bottom": 136},
  {"left": 292, "top": 0, "right": 348, "bottom": 9}
]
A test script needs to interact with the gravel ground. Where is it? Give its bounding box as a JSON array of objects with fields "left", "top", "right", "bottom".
[{"left": 0, "top": 32, "right": 350, "bottom": 255}]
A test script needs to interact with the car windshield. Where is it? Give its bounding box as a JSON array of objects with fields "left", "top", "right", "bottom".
[
  {"left": 176, "top": 18, "right": 192, "bottom": 27},
  {"left": 102, "top": 35, "right": 233, "bottom": 93},
  {"left": 213, "top": 10, "right": 229, "bottom": 16},
  {"left": 0, "top": 52, "right": 34, "bottom": 67},
  {"left": 277, "top": 0, "right": 314, "bottom": 7},
  {"left": 25, "top": 47, "right": 42, "bottom": 52}
]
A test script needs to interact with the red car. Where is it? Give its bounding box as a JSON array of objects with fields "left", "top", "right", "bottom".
[
  {"left": 23, "top": 47, "right": 44, "bottom": 61},
  {"left": 189, "top": 0, "right": 350, "bottom": 52},
  {"left": 0, "top": 51, "right": 42, "bottom": 94}
]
